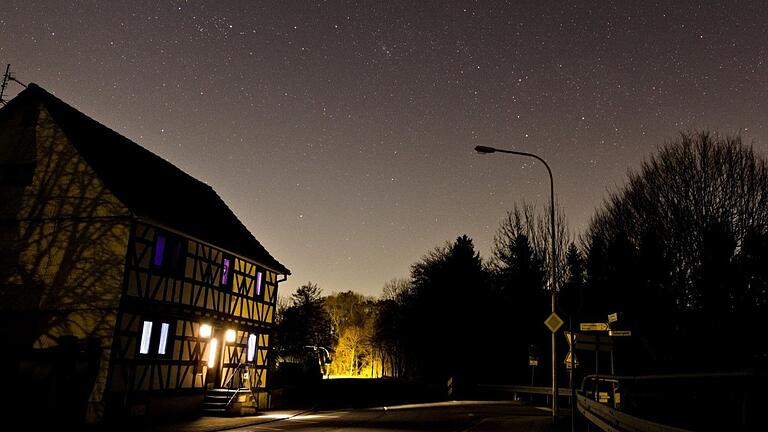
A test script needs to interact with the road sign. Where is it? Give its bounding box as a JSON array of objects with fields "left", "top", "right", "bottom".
[
  {"left": 529, "top": 357, "right": 539, "bottom": 366},
  {"left": 608, "top": 313, "right": 618, "bottom": 323},
  {"left": 580, "top": 322, "right": 609, "bottom": 331},
  {"left": 544, "top": 313, "right": 564, "bottom": 333},
  {"left": 564, "top": 331, "right": 577, "bottom": 346},
  {"left": 574, "top": 333, "right": 613, "bottom": 351},
  {"left": 564, "top": 351, "right": 579, "bottom": 369},
  {"left": 609, "top": 330, "right": 632, "bottom": 337}
]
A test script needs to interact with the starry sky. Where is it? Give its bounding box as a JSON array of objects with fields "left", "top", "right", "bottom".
[{"left": 2, "top": 1, "right": 766, "bottom": 297}]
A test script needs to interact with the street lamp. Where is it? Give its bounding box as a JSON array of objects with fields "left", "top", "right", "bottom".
[{"left": 474, "top": 145, "right": 559, "bottom": 421}]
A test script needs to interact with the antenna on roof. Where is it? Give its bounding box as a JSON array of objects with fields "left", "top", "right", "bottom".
[{"left": 0, "top": 64, "right": 27, "bottom": 106}]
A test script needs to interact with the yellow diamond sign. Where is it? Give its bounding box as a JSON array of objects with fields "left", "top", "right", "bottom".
[{"left": 544, "top": 312, "right": 564, "bottom": 333}]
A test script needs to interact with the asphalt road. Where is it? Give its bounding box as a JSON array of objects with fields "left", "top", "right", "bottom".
[{"left": 221, "top": 401, "right": 558, "bottom": 432}]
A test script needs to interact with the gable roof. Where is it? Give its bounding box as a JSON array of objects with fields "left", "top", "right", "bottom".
[{"left": 1, "top": 84, "right": 289, "bottom": 275}]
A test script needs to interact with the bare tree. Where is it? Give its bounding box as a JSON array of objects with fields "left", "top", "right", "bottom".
[{"left": 492, "top": 201, "right": 571, "bottom": 289}]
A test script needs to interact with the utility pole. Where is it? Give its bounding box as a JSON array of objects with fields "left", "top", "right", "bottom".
[
  {"left": 0, "top": 64, "right": 25, "bottom": 105},
  {"left": 0, "top": 64, "right": 11, "bottom": 105}
]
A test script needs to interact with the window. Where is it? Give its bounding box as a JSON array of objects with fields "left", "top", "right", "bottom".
[
  {"left": 153, "top": 235, "right": 166, "bottom": 267},
  {"left": 138, "top": 319, "right": 173, "bottom": 357},
  {"left": 221, "top": 257, "right": 232, "bottom": 286},
  {"left": 158, "top": 323, "right": 170, "bottom": 355},
  {"left": 139, "top": 321, "right": 153, "bottom": 354},
  {"left": 255, "top": 271, "right": 263, "bottom": 297},
  {"left": 0, "top": 162, "right": 35, "bottom": 186},
  {"left": 151, "top": 231, "right": 187, "bottom": 277},
  {"left": 247, "top": 334, "right": 257, "bottom": 362}
]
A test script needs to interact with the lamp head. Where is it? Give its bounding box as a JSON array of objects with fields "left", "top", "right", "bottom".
[{"left": 474, "top": 145, "right": 497, "bottom": 154}]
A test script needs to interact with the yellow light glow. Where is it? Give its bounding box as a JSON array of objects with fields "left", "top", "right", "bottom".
[
  {"left": 225, "top": 329, "right": 236, "bottom": 343},
  {"left": 199, "top": 323, "right": 212, "bottom": 338},
  {"left": 208, "top": 338, "right": 218, "bottom": 368}
]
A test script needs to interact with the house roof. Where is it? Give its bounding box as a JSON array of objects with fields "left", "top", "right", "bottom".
[{"left": 1, "top": 84, "right": 290, "bottom": 275}]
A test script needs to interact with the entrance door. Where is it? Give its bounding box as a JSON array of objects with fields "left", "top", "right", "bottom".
[{"left": 204, "top": 334, "right": 225, "bottom": 389}]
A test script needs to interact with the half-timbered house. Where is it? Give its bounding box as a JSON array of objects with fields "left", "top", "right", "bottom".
[{"left": 0, "top": 84, "right": 289, "bottom": 423}]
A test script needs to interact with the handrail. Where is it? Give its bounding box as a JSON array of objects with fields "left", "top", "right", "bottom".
[{"left": 224, "top": 360, "right": 246, "bottom": 408}]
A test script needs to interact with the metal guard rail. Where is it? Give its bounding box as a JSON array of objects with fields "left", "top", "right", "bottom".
[{"left": 576, "top": 391, "right": 692, "bottom": 432}]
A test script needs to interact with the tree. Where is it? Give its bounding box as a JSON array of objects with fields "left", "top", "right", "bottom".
[
  {"left": 492, "top": 202, "right": 570, "bottom": 289},
  {"left": 585, "top": 132, "right": 768, "bottom": 370},
  {"left": 324, "top": 291, "right": 378, "bottom": 377},
  {"left": 490, "top": 203, "right": 570, "bottom": 383},
  {"left": 274, "top": 282, "right": 333, "bottom": 352},
  {"left": 388, "top": 235, "right": 492, "bottom": 386}
]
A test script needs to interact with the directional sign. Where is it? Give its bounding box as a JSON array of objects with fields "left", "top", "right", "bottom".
[
  {"left": 580, "top": 322, "right": 609, "bottom": 331},
  {"left": 574, "top": 333, "right": 613, "bottom": 351},
  {"left": 544, "top": 313, "right": 564, "bottom": 333},
  {"left": 609, "top": 330, "right": 632, "bottom": 337},
  {"left": 608, "top": 313, "right": 619, "bottom": 323}
]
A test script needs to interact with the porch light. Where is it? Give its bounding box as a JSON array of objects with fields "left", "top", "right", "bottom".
[
  {"left": 225, "top": 329, "right": 236, "bottom": 343},
  {"left": 199, "top": 323, "right": 212, "bottom": 338}
]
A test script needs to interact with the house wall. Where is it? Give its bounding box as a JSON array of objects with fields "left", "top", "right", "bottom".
[
  {"left": 108, "top": 221, "right": 280, "bottom": 418},
  {"left": 0, "top": 105, "right": 131, "bottom": 423}
]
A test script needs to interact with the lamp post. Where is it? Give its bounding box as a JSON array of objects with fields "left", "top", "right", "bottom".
[{"left": 475, "top": 145, "right": 559, "bottom": 421}]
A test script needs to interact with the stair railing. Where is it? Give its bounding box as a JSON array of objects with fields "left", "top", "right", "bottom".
[{"left": 223, "top": 360, "right": 245, "bottom": 408}]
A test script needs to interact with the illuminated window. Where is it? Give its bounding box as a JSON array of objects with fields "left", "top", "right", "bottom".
[
  {"left": 152, "top": 232, "right": 187, "bottom": 277},
  {"left": 158, "top": 322, "right": 170, "bottom": 354},
  {"left": 139, "top": 320, "right": 173, "bottom": 356},
  {"left": 139, "top": 321, "right": 153, "bottom": 354},
  {"left": 153, "top": 235, "right": 166, "bottom": 266},
  {"left": 255, "top": 271, "right": 263, "bottom": 296},
  {"left": 208, "top": 338, "right": 218, "bottom": 368},
  {"left": 247, "top": 334, "right": 257, "bottom": 362},
  {"left": 222, "top": 258, "right": 231, "bottom": 286}
]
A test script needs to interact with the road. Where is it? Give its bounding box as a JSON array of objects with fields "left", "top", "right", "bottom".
[{"left": 221, "top": 401, "right": 558, "bottom": 432}]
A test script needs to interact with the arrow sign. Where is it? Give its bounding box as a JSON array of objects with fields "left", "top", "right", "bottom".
[{"left": 580, "top": 322, "right": 609, "bottom": 331}]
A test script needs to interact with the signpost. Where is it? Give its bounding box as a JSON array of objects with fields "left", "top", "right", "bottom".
[
  {"left": 575, "top": 314, "right": 633, "bottom": 404},
  {"left": 564, "top": 331, "right": 579, "bottom": 370},
  {"left": 574, "top": 333, "right": 613, "bottom": 352}
]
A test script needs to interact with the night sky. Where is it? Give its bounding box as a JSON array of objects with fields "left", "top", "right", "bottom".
[{"left": 2, "top": 1, "right": 766, "bottom": 297}]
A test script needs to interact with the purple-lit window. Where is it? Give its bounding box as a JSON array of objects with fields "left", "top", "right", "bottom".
[
  {"left": 153, "top": 235, "right": 166, "bottom": 266},
  {"left": 222, "top": 258, "right": 231, "bottom": 285},
  {"left": 255, "top": 271, "right": 263, "bottom": 296}
]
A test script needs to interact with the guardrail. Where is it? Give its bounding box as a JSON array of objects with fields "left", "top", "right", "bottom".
[
  {"left": 477, "top": 384, "right": 572, "bottom": 397},
  {"left": 480, "top": 372, "right": 764, "bottom": 431},
  {"left": 577, "top": 372, "right": 764, "bottom": 432},
  {"left": 576, "top": 391, "right": 692, "bottom": 432}
]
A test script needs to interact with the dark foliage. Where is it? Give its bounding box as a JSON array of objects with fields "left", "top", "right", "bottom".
[
  {"left": 585, "top": 132, "right": 768, "bottom": 372},
  {"left": 274, "top": 282, "right": 334, "bottom": 352}
]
